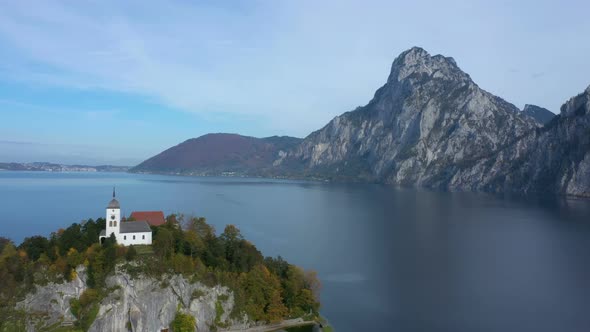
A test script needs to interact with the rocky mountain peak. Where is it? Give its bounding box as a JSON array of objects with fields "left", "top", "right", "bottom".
[
  {"left": 523, "top": 104, "right": 541, "bottom": 111},
  {"left": 388, "top": 46, "right": 470, "bottom": 84},
  {"left": 561, "top": 84, "right": 590, "bottom": 117},
  {"left": 522, "top": 104, "right": 555, "bottom": 125}
]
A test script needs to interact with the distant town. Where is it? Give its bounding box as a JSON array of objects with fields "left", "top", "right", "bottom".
[{"left": 0, "top": 162, "right": 129, "bottom": 173}]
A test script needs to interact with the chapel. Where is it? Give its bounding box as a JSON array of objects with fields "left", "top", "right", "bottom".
[{"left": 99, "top": 189, "right": 152, "bottom": 246}]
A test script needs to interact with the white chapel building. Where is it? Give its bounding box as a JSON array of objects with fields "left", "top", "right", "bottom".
[{"left": 99, "top": 189, "right": 152, "bottom": 246}]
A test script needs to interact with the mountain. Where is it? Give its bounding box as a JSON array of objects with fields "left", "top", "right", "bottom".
[
  {"left": 522, "top": 104, "right": 555, "bottom": 125},
  {"left": 130, "top": 133, "right": 301, "bottom": 176},
  {"left": 133, "top": 47, "right": 590, "bottom": 197},
  {"left": 277, "top": 47, "right": 538, "bottom": 186},
  {"left": 451, "top": 86, "right": 590, "bottom": 197}
]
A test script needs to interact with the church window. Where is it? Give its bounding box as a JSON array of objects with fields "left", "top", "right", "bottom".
[
  {"left": 124, "top": 236, "right": 127, "bottom": 240},
  {"left": 114, "top": 220, "right": 117, "bottom": 227},
  {"left": 109, "top": 220, "right": 112, "bottom": 227},
  {"left": 142, "top": 235, "right": 145, "bottom": 240}
]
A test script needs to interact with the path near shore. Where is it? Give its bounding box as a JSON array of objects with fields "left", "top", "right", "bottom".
[{"left": 222, "top": 318, "right": 316, "bottom": 332}]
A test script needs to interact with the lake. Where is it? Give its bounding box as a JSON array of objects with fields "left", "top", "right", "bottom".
[{"left": 1, "top": 171, "right": 590, "bottom": 331}]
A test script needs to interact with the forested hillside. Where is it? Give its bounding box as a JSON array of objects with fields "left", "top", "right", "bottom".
[{"left": 0, "top": 216, "right": 320, "bottom": 331}]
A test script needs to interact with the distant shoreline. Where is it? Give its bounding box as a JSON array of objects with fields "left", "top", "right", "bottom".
[{"left": 0, "top": 161, "right": 130, "bottom": 173}]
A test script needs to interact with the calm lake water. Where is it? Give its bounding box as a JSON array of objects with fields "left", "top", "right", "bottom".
[{"left": 1, "top": 171, "right": 590, "bottom": 331}]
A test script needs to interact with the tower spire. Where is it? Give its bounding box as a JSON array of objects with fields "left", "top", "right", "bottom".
[{"left": 113, "top": 186, "right": 116, "bottom": 198}]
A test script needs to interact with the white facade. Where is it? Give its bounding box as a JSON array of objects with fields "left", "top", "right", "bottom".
[
  {"left": 117, "top": 231, "right": 152, "bottom": 246},
  {"left": 99, "top": 191, "right": 152, "bottom": 246},
  {"left": 106, "top": 207, "right": 121, "bottom": 238}
]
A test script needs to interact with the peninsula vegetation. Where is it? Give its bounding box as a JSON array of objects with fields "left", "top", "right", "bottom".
[{"left": 0, "top": 215, "right": 321, "bottom": 331}]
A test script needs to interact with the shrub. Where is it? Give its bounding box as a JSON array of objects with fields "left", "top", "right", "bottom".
[
  {"left": 172, "top": 311, "right": 195, "bottom": 332},
  {"left": 191, "top": 289, "right": 205, "bottom": 300},
  {"left": 126, "top": 245, "right": 137, "bottom": 261},
  {"left": 215, "top": 300, "right": 224, "bottom": 325}
]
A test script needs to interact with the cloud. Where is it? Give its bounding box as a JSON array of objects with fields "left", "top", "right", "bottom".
[
  {"left": 0, "top": 0, "right": 588, "bottom": 137},
  {"left": 0, "top": 1, "right": 399, "bottom": 136}
]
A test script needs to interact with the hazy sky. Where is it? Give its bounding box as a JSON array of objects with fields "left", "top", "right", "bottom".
[{"left": 1, "top": 0, "right": 588, "bottom": 165}]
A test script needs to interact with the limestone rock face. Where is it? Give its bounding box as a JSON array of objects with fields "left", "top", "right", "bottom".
[
  {"left": 19, "top": 266, "right": 244, "bottom": 332},
  {"left": 450, "top": 85, "right": 590, "bottom": 197},
  {"left": 18, "top": 266, "right": 87, "bottom": 330},
  {"left": 281, "top": 47, "right": 538, "bottom": 187},
  {"left": 89, "top": 272, "right": 234, "bottom": 332}
]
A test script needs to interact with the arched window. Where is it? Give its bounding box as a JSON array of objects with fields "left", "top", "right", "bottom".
[
  {"left": 142, "top": 235, "right": 145, "bottom": 240},
  {"left": 109, "top": 220, "right": 112, "bottom": 227},
  {"left": 114, "top": 220, "right": 117, "bottom": 227},
  {"left": 133, "top": 235, "right": 136, "bottom": 240},
  {"left": 124, "top": 236, "right": 127, "bottom": 240}
]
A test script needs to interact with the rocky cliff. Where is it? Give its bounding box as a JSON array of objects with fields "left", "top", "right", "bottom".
[
  {"left": 18, "top": 266, "right": 244, "bottom": 332},
  {"left": 278, "top": 47, "right": 538, "bottom": 187},
  {"left": 450, "top": 86, "right": 590, "bottom": 197}
]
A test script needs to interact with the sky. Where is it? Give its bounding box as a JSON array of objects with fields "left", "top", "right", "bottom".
[{"left": 0, "top": 0, "right": 589, "bottom": 165}]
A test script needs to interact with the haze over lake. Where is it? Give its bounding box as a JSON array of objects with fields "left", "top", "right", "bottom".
[{"left": 2, "top": 171, "right": 590, "bottom": 332}]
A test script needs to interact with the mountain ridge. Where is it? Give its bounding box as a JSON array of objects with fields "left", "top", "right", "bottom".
[
  {"left": 131, "top": 47, "right": 590, "bottom": 197},
  {"left": 130, "top": 133, "right": 301, "bottom": 176},
  {"left": 450, "top": 85, "right": 590, "bottom": 196}
]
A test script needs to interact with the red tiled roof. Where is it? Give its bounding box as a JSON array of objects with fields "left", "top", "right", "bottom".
[{"left": 130, "top": 211, "right": 166, "bottom": 226}]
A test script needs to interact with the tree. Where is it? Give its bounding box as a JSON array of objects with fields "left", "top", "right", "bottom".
[
  {"left": 230, "top": 240, "right": 262, "bottom": 273},
  {"left": 304, "top": 270, "right": 321, "bottom": 302},
  {"left": 80, "top": 218, "right": 102, "bottom": 247},
  {"left": 166, "top": 213, "right": 179, "bottom": 225},
  {"left": 183, "top": 230, "right": 205, "bottom": 258},
  {"left": 86, "top": 263, "right": 96, "bottom": 288},
  {"left": 172, "top": 311, "right": 195, "bottom": 332},
  {"left": 266, "top": 289, "right": 288, "bottom": 322},
  {"left": 171, "top": 253, "right": 194, "bottom": 275},
  {"left": 220, "top": 224, "right": 242, "bottom": 243},
  {"left": 220, "top": 225, "right": 243, "bottom": 268},
  {"left": 187, "top": 217, "right": 214, "bottom": 239},
  {"left": 19, "top": 236, "right": 49, "bottom": 261},
  {"left": 56, "top": 223, "right": 84, "bottom": 256},
  {"left": 154, "top": 228, "right": 174, "bottom": 259},
  {"left": 66, "top": 248, "right": 83, "bottom": 268},
  {"left": 241, "top": 264, "right": 286, "bottom": 322},
  {"left": 264, "top": 256, "right": 289, "bottom": 278},
  {"left": 202, "top": 235, "right": 225, "bottom": 269},
  {"left": 0, "top": 237, "right": 12, "bottom": 254},
  {"left": 283, "top": 265, "right": 305, "bottom": 312}
]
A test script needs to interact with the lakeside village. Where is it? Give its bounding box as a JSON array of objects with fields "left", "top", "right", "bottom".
[{"left": 0, "top": 189, "right": 324, "bottom": 331}]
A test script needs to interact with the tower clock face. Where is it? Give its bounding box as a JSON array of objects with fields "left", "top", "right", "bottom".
[{"left": 111, "top": 215, "right": 115, "bottom": 220}]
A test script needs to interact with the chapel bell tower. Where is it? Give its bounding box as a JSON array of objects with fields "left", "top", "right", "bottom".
[{"left": 106, "top": 187, "right": 121, "bottom": 237}]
